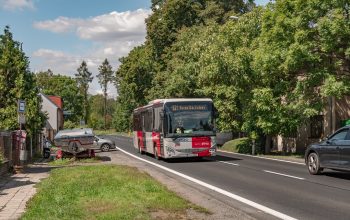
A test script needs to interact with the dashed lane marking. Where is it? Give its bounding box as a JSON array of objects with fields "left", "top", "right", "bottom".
[
  {"left": 218, "top": 161, "right": 240, "bottom": 166},
  {"left": 263, "top": 170, "right": 305, "bottom": 180}
]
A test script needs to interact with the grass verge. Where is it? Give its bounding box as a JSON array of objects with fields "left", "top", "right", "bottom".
[
  {"left": 21, "top": 165, "right": 208, "bottom": 220},
  {"left": 221, "top": 138, "right": 304, "bottom": 162},
  {"left": 93, "top": 129, "right": 118, "bottom": 136},
  {"left": 220, "top": 138, "right": 250, "bottom": 153},
  {"left": 48, "top": 157, "right": 103, "bottom": 166},
  {"left": 259, "top": 153, "right": 304, "bottom": 162},
  {"left": 94, "top": 129, "right": 132, "bottom": 137}
]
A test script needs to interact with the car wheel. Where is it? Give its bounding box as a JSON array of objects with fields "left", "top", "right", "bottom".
[
  {"left": 101, "top": 144, "right": 110, "bottom": 152},
  {"left": 307, "top": 152, "right": 323, "bottom": 175}
]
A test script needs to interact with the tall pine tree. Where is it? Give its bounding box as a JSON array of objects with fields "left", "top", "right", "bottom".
[
  {"left": 97, "top": 58, "right": 113, "bottom": 129},
  {"left": 75, "top": 61, "right": 93, "bottom": 125}
]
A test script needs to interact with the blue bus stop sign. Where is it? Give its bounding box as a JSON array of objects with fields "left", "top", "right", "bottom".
[{"left": 18, "top": 100, "right": 26, "bottom": 113}]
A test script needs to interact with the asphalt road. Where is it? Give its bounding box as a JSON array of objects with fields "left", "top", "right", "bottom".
[{"left": 106, "top": 135, "right": 350, "bottom": 220}]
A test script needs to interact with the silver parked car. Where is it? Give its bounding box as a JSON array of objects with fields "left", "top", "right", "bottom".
[{"left": 93, "top": 136, "right": 115, "bottom": 152}]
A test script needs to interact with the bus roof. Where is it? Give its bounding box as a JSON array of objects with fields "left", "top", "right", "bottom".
[{"left": 134, "top": 98, "right": 213, "bottom": 112}]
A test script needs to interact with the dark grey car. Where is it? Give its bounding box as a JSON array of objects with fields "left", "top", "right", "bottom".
[
  {"left": 93, "top": 136, "right": 115, "bottom": 152},
  {"left": 305, "top": 125, "right": 350, "bottom": 174}
]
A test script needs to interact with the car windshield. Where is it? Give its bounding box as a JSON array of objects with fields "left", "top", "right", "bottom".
[{"left": 165, "top": 102, "right": 215, "bottom": 137}]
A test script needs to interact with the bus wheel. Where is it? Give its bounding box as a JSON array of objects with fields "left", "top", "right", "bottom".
[
  {"left": 138, "top": 141, "right": 144, "bottom": 154},
  {"left": 154, "top": 146, "right": 160, "bottom": 160}
]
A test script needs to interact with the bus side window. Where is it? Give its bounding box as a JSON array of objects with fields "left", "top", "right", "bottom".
[{"left": 153, "top": 107, "right": 162, "bottom": 132}]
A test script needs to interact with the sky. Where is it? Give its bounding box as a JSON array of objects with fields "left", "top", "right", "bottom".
[{"left": 0, "top": 0, "right": 269, "bottom": 98}]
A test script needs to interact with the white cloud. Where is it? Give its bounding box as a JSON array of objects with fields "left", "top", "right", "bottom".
[
  {"left": 1, "top": 0, "right": 35, "bottom": 11},
  {"left": 31, "top": 9, "right": 151, "bottom": 98},
  {"left": 33, "top": 9, "right": 151, "bottom": 42},
  {"left": 34, "top": 17, "right": 82, "bottom": 33},
  {"left": 33, "top": 49, "right": 66, "bottom": 58}
]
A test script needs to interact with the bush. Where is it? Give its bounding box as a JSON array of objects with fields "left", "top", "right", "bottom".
[
  {"left": 221, "top": 137, "right": 265, "bottom": 154},
  {"left": 64, "top": 120, "right": 79, "bottom": 129},
  {"left": 221, "top": 138, "right": 250, "bottom": 153}
]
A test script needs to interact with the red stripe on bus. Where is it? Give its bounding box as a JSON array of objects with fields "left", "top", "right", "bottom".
[
  {"left": 192, "top": 136, "right": 211, "bottom": 157},
  {"left": 152, "top": 132, "right": 161, "bottom": 156}
]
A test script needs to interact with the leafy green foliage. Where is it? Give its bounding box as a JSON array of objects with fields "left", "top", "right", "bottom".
[
  {"left": 250, "top": 0, "right": 350, "bottom": 136},
  {"left": 63, "top": 120, "right": 79, "bottom": 129},
  {"left": 0, "top": 26, "right": 45, "bottom": 134},
  {"left": 88, "top": 94, "right": 115, "bottom": 130},
  {"left": 115, "top": 0, "right": 350, "bottom": 149},
  {"left": 35, "top": 70, "right": 84, "bottom": 123},
  {"left": 75, "top": 61, "right": 93, "bottom": 124},
  {"left": 97, "top": 59, "right": 114, "bottom": 129},
  {"left": 114, "top": 45, "right": 154, "bottom": 131}
]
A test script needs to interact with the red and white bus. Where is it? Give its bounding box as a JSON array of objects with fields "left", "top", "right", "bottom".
[{"left": 133, "top": 98, "right": 217, "bottom": 159}]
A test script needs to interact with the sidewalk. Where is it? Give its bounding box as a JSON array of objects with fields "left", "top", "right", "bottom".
[{"left": 0, "top": 163, "right": 52, "bottom": 220}]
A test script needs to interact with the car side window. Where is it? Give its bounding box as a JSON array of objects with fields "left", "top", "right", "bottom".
[{"left": 329, "top": 129, "right": 349, "bottom": 141}]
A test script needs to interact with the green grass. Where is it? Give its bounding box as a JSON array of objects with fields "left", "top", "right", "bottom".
[
  {"left": 94, "top": 129, "right": 132, "bottom": 137},
  {"left": 221, "top": 137, "right": 250, "bottom": 153},
  {"left": 93, "top": 129, "right": 118, "bottom": 135},
  {"left": 21, "top": 165, "right": 208, "bottom": 220},
  {"left": 48, "top": 157, "right": 103, "bottom": 166},
  {"left": 221, "top": 138, "right": 304, "bottom": 161},
  {"left": 259, "top": 152, "right": 304, "bottom": 161}
]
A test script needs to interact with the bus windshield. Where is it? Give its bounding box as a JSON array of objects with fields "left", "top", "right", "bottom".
[{"left": 164, "top": 102, "right": 215, "bottom": 137}]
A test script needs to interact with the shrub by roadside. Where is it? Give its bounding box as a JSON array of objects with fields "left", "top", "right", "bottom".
[{"left": 221, "top": 138, "right": 252, "bottom": 154}]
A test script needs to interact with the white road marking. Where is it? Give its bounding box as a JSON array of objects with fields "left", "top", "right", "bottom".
[
  {"left": 116, "top": 146, "right": 298, "bottom": 220},
  {"left": 263, "top": 170, "right": 305, "bottom": 180},
  {"left": 218, "top": 150, "right": 305, "bottom": 165},
  {"left": 219, "top": 161, "right": 240, "bottom": 166}
]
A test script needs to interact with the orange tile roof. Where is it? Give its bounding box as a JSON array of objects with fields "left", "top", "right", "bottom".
[{"left": 48, "top": 96, "right": 63, "bottom": 109}]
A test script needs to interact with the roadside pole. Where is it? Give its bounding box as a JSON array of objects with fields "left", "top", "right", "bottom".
[{"left": 15, "top": 100, "right": 26, "bottom": 173}]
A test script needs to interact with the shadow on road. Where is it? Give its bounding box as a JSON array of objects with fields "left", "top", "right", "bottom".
[
  {"left": 322, "top": 171, "right": 350, "bottom": 181},
  {"left": 165, "top": 155, "right": 242, "bottom": 163},
  {"left": 97, "top": 156, "right": 111, "bottom": 162},
  {"left": 211, "top": 155, "right": 242, "bottom": 162}
]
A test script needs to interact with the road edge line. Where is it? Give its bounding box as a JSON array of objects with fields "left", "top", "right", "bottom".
[
  {"left": 116, "top": 146, "right": 298, "bottom": 220},
  {"left": 218, "top": 150, "right": 305, "bottom": 165}
]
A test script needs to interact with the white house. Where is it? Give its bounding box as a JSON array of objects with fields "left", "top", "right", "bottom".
[{"left": 40, "top": 93, "right": 64, "bottom": 140}]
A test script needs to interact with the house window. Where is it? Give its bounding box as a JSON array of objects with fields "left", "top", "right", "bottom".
[{"left": 310, "top": 115, "right": 323, "bottom": 138}]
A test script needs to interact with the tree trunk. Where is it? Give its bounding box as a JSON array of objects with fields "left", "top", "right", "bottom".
[
  {"left": 265, "top": 135, "right": 272, "bottom": 154},
  {"left": 104, "top": 90, "right": 107, "bottom": 130}
]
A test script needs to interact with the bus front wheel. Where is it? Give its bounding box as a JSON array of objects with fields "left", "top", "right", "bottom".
[
  {"left": 154, "top": 146, "right": 160, "bottom": 160},
  {"left": 138, "top": 141, "right": 144, "bottom": 155}
]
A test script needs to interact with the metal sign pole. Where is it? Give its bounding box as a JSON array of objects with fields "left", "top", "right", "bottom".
[{"left": 15, "top": 100, "right": 26, "bottom": 173}]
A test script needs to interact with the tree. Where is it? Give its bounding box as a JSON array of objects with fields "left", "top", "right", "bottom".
[
  {"left": 35, "top": 70, "right": 84, "bottom": 123},
  {"left": 97, "top": 59, "right": 114, "bottom": 129},
  {"left": 114, "top": 45, "right": 154, "bottom": 131},
  {"left": 251, "top": 0, "right": 350, "bottom": 138},
  {"left": 0, "top": 26, "right": 45, "bottom": 135},
  {"left": 75, "top": 61, "right": 93, "bottom": 125},
  {"left": 88, "top": 94, "right": 115, "bottom": 129}
]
